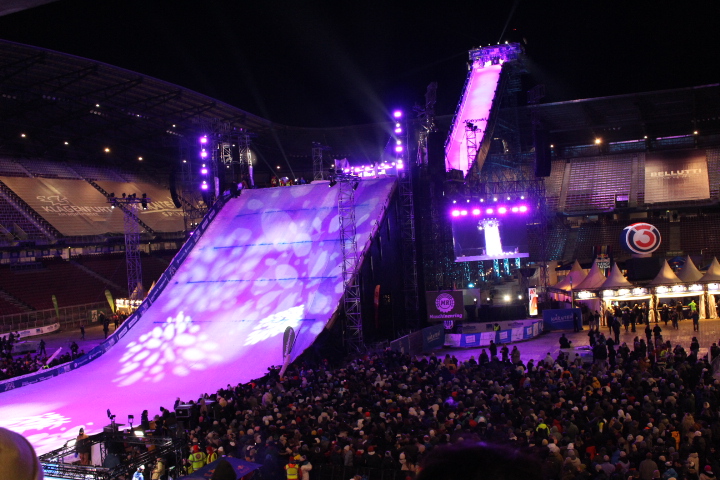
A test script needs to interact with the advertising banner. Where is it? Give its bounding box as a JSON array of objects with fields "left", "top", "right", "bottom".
[
  {"left": 426, "top": 290, "right": 464, "bottom": 322},
  {"left": 543, "top": 308, "right": 581, "bottom": 331},
  {"left": 644, "top": 150, "right": 710, "bottom": 203},
  {"left": 528, "top": 287, "right": 538, "bottom": 316},
  {"left": 422, "top": 324, "right": 445, "bottom": 351}
]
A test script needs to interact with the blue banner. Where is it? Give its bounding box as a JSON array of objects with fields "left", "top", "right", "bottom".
[
  {"left": 422, "top": 324, "right": 444, "bottom": 351},
  {"left": 543, "top": 308, "right": 581, "bottom": 331}
]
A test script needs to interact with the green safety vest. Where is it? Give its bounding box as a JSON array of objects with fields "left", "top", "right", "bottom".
[{"left": 189, "top": 452, "right": 206, "bottom": 470}]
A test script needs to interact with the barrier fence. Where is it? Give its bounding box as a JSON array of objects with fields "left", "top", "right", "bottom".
[
  {"left": 388, "top": 324, "right": 444, "bottom": 356},
  {"left": 0, "top": 302, "right": 109, "bottom": 334}
]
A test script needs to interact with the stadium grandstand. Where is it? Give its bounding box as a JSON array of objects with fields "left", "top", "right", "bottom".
[{"left": 0, "top": 33, "right": 720, "bottom": 480}]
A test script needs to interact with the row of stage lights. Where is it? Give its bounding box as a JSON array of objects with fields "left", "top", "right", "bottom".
[
  {"left": 199, "top": 136, "right": 210, "bottom": 191},
  {"left": 339, "top": 160, "right": 404, "bottom": 177},
  {"left": 108, "top": 192, "right": 149, "bottom": 210},
  {"left": 393, "top": 110, "right": 404, "bottom": 154},
  {"left": 450, "top": 204, "right": 529, "bottom": 218}
]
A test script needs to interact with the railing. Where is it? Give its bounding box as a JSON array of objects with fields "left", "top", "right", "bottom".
[{"left": 0, "top": 302, "right": 108, "bottom": 333}]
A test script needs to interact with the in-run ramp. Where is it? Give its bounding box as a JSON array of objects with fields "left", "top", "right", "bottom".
[{"left": 0, "top": 179, "right": 396, "bottom": 455}]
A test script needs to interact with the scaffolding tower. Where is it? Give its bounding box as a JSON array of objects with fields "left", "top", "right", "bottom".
[
  {"left": 108, "top": 195, "right": 150, "bottom": 299},
  {"left": 312, "top": 142, "right": 330, "bottom": 181},
  {"left": 337, "top": 174, "right": 363, "bottom": 351}
]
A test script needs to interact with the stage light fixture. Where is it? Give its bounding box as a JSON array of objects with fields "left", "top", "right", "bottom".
[
  {"left": 200, "top": 136, "right": 208, "bottom": 144},
  {"left": 395, "top": 146, "right": 403, "bottom": 153},
  {"left": 595, "top": 138, "right": 602, "bottom": 144},
  {"left": 486, "top": 208, "right": 494, "bottom": 214},
  {"left": 498, "top": 207, "right": 507, "bottom": 214},
  {"left": 200, "top": 149, "right": 208, "bottom": 158},
  {"left": 471, "top": 208, "right": 481, "bottom": 215},
  {"left": 460, "top": 210, "right": 468, "bottom": 216},
  {"left": 451, "top": 210, "right": 460, "bottom": 217},
  {"left": 393, "top": 110, "right": 403, "bottom": 118}
]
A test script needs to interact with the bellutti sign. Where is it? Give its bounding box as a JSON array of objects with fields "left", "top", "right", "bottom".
[
  {"left": 644, "top": 149, "right": 710, "bottom": 203},
  {"left": 426, "top": 290, "right": 464, "bottom": 322}
]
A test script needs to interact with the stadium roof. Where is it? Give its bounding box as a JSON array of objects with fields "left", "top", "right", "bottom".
[
  {"left": 514, "top": 83, "right": 720, "bottom": 150},
  {"left": 0, "top": 40, "right": 394, "bottom": 175},
  {"left": 1, "top": 39, "right": 718, "bottom": 175}
]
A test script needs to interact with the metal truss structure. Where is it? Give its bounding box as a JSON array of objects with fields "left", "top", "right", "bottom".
[
  {"left": 178, "top": 140, "right": 208, "bottom": 233},
  {"left": 465, "top": 121, "right": 479, "bottom": 173},
  {"left": 336, "top": 173, "right": 363, "bottom": 351},
  {"left": 40, "top": 430, "right": 184, "bottom": 480},
  {"left": 108, "top": 195, "right": 149, "bottom": 298},
  {"left": 396, "top": 116, "right": 419, "bottom": 329},
  {"left": 312, "top": 142, "right": 331, "bottom": 181}
]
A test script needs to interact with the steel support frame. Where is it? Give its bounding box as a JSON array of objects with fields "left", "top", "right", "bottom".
[
  {"left": 465, "top": 122, "right": 479, "bottom": 173},
  {"left": 337, "top": 175, "right": 363, "bottom": 351},
  {"left": 237, "top": 132, "right": 254, "bottom": 187},
  {"left": 398, "top": 121, "right": 419, "bottom": 330},
  {"left": 312, "top": 144, "right": 325, "bottom": 181},
  {"left": 179, "top": 140, "right": 208, "bottom": 232}
]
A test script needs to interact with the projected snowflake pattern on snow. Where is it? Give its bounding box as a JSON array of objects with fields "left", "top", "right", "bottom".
[
  {"left": 244, "top": 305, "right": 305, "bottom": 346},
  {"left": 0, "top": 410, "right": 92, "bottom": 454},
  {"left": 0, "top": 180, "right": 396, "bottom": 456},
  {"left": 115, "top": 311, "right": 222, "bottom": 386}
]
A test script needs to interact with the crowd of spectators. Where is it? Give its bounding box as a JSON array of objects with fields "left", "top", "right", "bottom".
[{"left": 119, "top": 333, "right": 720, "bottom": 480}]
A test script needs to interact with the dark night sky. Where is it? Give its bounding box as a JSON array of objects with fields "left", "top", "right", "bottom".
[{"left": 0, "top": 0, "right": 718, "bottom": 128}]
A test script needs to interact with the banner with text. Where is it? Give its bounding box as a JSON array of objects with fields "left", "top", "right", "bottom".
[
  {"left": 644, "top": 150, "right": 710, "bottom": 204},
  {"left": 426, "top": 290, "right": 464, "bottom": 322},
  {"left": 543, "top": 308, "right": 581, "bottom": 331}
]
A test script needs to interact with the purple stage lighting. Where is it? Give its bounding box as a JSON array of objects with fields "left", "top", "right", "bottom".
[
  {"left": 200, "top": 168, "right": 208, "bottom": 175},
  {"left": 199, "top": 136, "right": 208, "bottom": 144},
  {"left": 201, "top": 182, "right": 209, "bottom": 190},
  {"left": 451, "top": 210, "right": 460, "bottom": 217},
  {"left": 519, "top": 205, "right": 528, "bottom": 212},
  {"left": 395, "top": 145, "right": 404, "bottom": 153},
  {"left": 472, "top": 208, "right": 481, "bottom": 215},
  {"left": 486, "top": 208, "right": 494, "bottom": 214},
  {"left": 460, "top": 210, "right": 468, "bottom": 216},
  {"left": 393, "top": 110, "right": 402, "bottom": 118},
  {"left": 200, "top": 149, "right": 208, "bottom": 159},
  {"left": 394, "top": 127, "right": 402, "bottom": 134},
  {"left": 498, "top": 207, "right": 507, "bottom": 214},
  {"left": 511, "top": 207, "right": 519, "bottom": 213}
]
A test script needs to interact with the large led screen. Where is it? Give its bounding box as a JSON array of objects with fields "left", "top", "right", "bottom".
[{"left": 450, "top": 204, "right": 530, "bottom": 262}]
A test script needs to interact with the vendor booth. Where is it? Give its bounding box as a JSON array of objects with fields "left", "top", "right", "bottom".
[
  {"left": 651, "top": 259, "right": 704, "bottom": 319},
  {"left": 551, "top": 261, "right": 587, "bottom": 307},
  {"left": 701, "top": 258, "right": 720, "bottom": 319},
  {"left": 600, "top": 264, "right": 653, "bottom": 318},
  {"left": 573, "top": 259, "right": 607, "bottom": 314}
]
